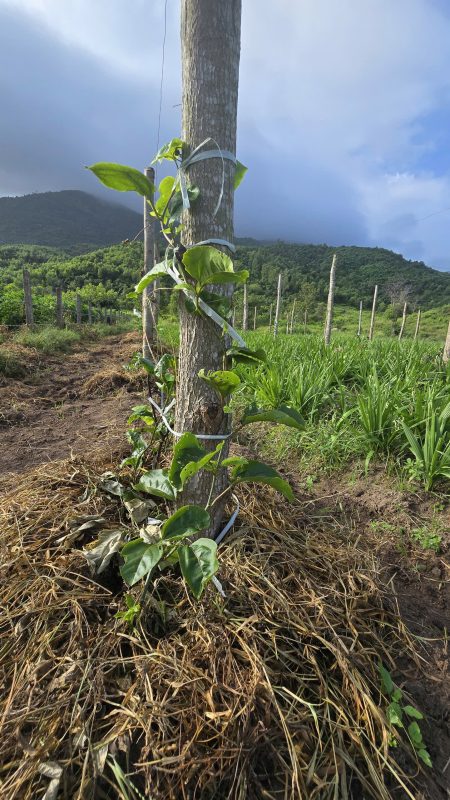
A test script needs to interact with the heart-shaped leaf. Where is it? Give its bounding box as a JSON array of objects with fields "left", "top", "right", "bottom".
[
  {"left": 135, "top": 261, "right": 169, "bottom": 294},
  {"left": 198, "top": 369, "right": 240, "bottom": 399},
  {"left": 179, "top": 537, "right": 218, "bottom": 598},
  {"left": 229, "top": 459, "right": 294, "bottom": 501},
  {"left": 120, "top": 540, "right": 163, "bottom": 586},
  {"left": 161, "top": 505, "right": 210, "bottom": 540},
  {"left": 134, "top": 469, "right": 176, "bottom": 500},
  {"left": 169, "top": 432, "right": 206, "bottom": 490}
]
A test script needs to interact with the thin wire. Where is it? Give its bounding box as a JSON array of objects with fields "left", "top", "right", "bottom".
[
  {"left": 155, "top": 0, "right": 168, "bottom": 181},
  {"left": 416, "top": 206, "right": 450, "bottom": 222}
]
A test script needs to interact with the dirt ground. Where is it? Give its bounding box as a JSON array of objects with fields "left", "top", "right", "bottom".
[{"left": 0, "top": 331, "right": 448, "bottom": 798}]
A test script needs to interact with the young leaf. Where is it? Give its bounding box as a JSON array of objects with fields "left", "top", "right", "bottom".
[
  {"left": 226, "top": 346, "right": 267, "bottom": 365},
  {"left": 115, "top": 595, "right": 141, "bottom": 625},
  {"left": 135, "top": 262, "right": 169, "bottom": 294},
  {"left": 179, "top": 443, "right": 223, "bottom": 488},
  {"left": 198, "top": 369, "right": 240, "bottom": 399},
  {"left": 403, "top": 705, "right": 423, "bottom": 720},
  {"left": 407, "top": 721, "right": 423, "bottom": 746},
  {"left": 120, "top": 540, "right": 163, "bottom": 586},
  {"left": 182, "top": 245, "right": 234, "bottom": 289},
  {"left": 169, "top": 432, "right": 206, "bottom": 490},
  {"left": 87, "top": 163, "right": 154, "bottom": 197},
  {"left": 241, "top": 404, "right": 305, "bottom": 431},
  {"left": 161, "top": 505, "right": 210, "bottom": 540},
  {"left": 134, "top": 469, "right": 176, "bottom": 500},
  {"left": 417, "top": 748, "right": 432, "bottom": 767},
  {"left": 387, "top": 702, "right": 404, "bottom": 728},
  {"left": 378, "top": 662, "right": 394, "bottom": 695},
  {"left": 229, "top": 459, "right": 294, "bottom": 501},
  {"left": 178, "top": 538, "right": 218, "bottom": 599},
  {"left": 152, "top": 137, "right": 184, "bottom": 164},
  {"left": 234, "top": 160, "right": 248, "bottom": 190}
]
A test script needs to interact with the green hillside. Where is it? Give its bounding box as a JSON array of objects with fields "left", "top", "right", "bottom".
[{"left": 0, "top": 190, "right": 141, "bottom": 249}]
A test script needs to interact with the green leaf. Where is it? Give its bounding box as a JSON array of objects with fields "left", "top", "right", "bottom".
[
  {"left": 234, "top": 160, "right": 248, "bottom": 190},
  {"left": 403, "top": 705, "right": 423, "bottom": 720},
  {"left": 226, "top": 347, "right": 267, "bottom": 365},
  {"left": 182, "top": 246, "right": 234, "bottom": 289},
  {"left": 87, "top": 163, "right": 154, "bottom": 197},
  {"left": 392, "top": 688, "right": 403, "bottom": 702},
  {"left": 387, "top": 702, "right": 404, "bottom": 728},
  {"left": 134, "top": 469, "right": 176, "bottom": 500},
  {"left": 179, "top": 538, "right": 218, "bottom": 598},
  {"left": 241, "top": 404, "right": 305, "bottom": 431},
  {"left": 169, "top": 432, "right": 206, "bottom": 490},
  {"left": 378, "top": 662, "right": 394, "bottom": 695},
  {"left": 135, "top": 261, "right": 169, "bottom": 294},
  {"left": 180, "top": 443, "right": 223, "bottom": 488},
  {"left": 417, "top": 748, "right": 432, "bottom": 767},
  {"left": 120, "top": 540, "right": 162, "bottom": 586},
  {"left": 229, "top": 459, "right": 294, "bottom": 501},
  {"left": 204, "top": 269, "right": 249, "bottom": 288},
  {"left": 198, "top": 369, "right": 240, "bottom": 399},
  {"left": 407, "top": 721, "right": 423, "bottom": 745},
  {"left": 152, "top": 137, "right": 184, "bottom": 164},
  {"left": 115, "top": 594, "right": 141, "bottom": 625},
  {"left": 161, "top": 505, "right": 210, "bottom": 540},
  {"left": 200, "top": 290, "right": 232, "bottom": 319}
]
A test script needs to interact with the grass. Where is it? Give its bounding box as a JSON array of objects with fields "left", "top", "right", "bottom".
[
  {"left": 14, "top": 326, "right": 81, "bottom": 352},
  {"left": 0, "top": 347, "right": 27, "bottom": 378}
]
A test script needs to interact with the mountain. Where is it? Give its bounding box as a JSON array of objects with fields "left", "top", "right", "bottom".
[{"left": 0, "top": 190, "right": 141, "bottom": 249}]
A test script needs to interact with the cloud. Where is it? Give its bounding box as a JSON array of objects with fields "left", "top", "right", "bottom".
[{"left": 1, "top": 0, "right": 450, "bottom": 270}]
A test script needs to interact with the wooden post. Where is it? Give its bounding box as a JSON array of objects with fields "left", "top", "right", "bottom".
[
  {"left": 242, "top": 283, "right": 248, "bottom": 331},
  {"left": 368, "top": 284, "right": 378, "bottom": 341},
  {"left": 88, "top": 301, "right": 93, "bottom": 324},
  {"left": 253, "top": 305, "right": 257, "bottom": 330},
  {"left": 357, "top": 300, "right": 362, "bottom": 337},
  {"left": 443, "top": 319, "right": 450, "bottom": 364},
  {"left": 304, "top": 309, "right": 307, "bottom": 332},
  {"left": 398, "top": 301, "right": 407, "bottom": 340},
  {"left": 269, "top": 303, "right": 272, "bottom": 329},
  {"left": 76, "top": 294, "right": 82, "bottom": 325},
  {"left": 324, "top": 253, "right": 337, "bottom": 346},
  {"left": 274, "top": 273, "right": 282, "bottom": 336},
  {"left": 414, "top": 309, "right": 421, "bottom": 341},
  {"left": 143, "top": 166, "right": 156, "bottom": 359},
  {"left": 56, "top": 285, "right": 64, "bottom": 328},
  {"left": 232, "top": 307, "right": 236, "bottom": 328},
  {"left": 22, "top": 268, "right": 34, "bottom": 327},
  {"left": 289, "top": 299, "right": 296, "bottom": 334}
]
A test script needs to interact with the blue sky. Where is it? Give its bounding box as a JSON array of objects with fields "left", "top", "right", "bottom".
[{"left": 1, "top": 0, "right": 450, "bottom": 270}]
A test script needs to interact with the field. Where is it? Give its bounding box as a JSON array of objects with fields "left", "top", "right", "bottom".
[{"left": 0, "top": 320, "right": 449, "bottom": 799}]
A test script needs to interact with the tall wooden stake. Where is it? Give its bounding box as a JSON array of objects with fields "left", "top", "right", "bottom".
[
  {"left": 368, "top": 284, "right": 378, "bottom": 341},
  {"left": 176, "top": 0, "right": 242, "bottom": 533},
  {"left": 269, "top": 303, "right": 272, "bottom": 329},
  {"left": 22, "top": 268, "right": 34, "bottom": 327},
  {"left": 242, "top": 284, "right": 248, "bottom": 331},
  {"left": 443, "top": 319, "right": 450, "bottom": 364},
  {"left": 56, "top": 285, "right": 64, "bottom": 328},
  {"left": 357, "top": 300, "right": 362, "bottom": 336},
  {"left": 324, "top": 253, "right": 337, "bottom": 346},
  {"left": 289, "top": 299, "right": 296, "bottom": 334},
  {"left": 76, "top": 294, "right": 82, "bottom": 325},
  {"left": 398, "top": 301, "right": 407, "bottom": 340},
  {"left": 253, "top": 305, "right": 257, "bottom": 330},
  {"left": 414, "top": 309, "right": 421, "bottom": 341},
  {"left": 143, "top": 166, "right": 156, "bottom": 359},
  {"left": 274, "top": 273, "right": 282, "bottom": 336}
]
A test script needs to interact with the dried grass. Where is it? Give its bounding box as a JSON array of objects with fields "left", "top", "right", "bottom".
[
  {"left": 0, "top": 458, "right": 426, "bottom": 800},
  {"left": 79, "top": 368, "right": 143, "bottom": 398}
]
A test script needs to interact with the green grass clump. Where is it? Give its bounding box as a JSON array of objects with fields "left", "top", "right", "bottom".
[
  {"left": 0, "top": 349, "right": 27, "bottom": 378},
  {"left": 14, "top": 326, "right": 80, "bottom": 353}
]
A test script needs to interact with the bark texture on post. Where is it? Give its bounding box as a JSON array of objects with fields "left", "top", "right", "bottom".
[
  {"left": 242, "top": 284, "right": 248, "bottom": 331},
  {"left": 324, "top": 253, "right": 337, "bottom": 346},
  {"left": 23, "top": 269, "right": 34, "bottom": 327},
  {"left": 443, "top": 319, "right": 450, "bottom": 364},
  {"left": 253, "top": 305, "right": 256, "bottom": 331},
  {"left": 76, "top": 294, "right": 82, "bottom": 325},
  {"left": 56, "top": 285, "right": 64, "bottom": 329},
  {"left": 414, "top": 309, "right": 421, "bottom": 341},
  {"left": 368, "top": 284, "right": 378, "bottom": 341},
  {"left": 357, "top": 301, "right": 362, "bottom": 337},
  {"left": 176, "top": 0, "right": 242, "bottom": 535},
  {"left": 142, "top": 166, "right": 157, "bottom": 360},
  {"left": 398, "top": 301, "right": 407, "bottom": 340},
  {"left": 274, "top": 273, "right": 282, "bottom": 336}
]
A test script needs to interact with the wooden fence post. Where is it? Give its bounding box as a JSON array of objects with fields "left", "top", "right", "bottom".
[
  {"left": 253, "top": 305, "right": 257, "bottom": 330},
  {"left": 368, "top": 284, "right": 378, "bottom": 341},
  {"left": 413, "top": 309, "right": 421, "bottom": 341},
  {"left": 357, "top": 301, "right": 362, "bottom": 337},
  {"left": 274, "top": 273, "right": 282, "bottom": 336},
  {"left": 269, "top": 303, "right": 272, "bottom": 329},
  {"left": 56, "top": 285, "right": 64, "bottom": 328},
  {"left": 76, "top": 294, "right": 82, "bottom": 325},
  {"left": 142, "top": 166, "right": 157, "bottom": 359},
  {"left": 398, "top": 301, "right": 407, "bottom": 340},
  {"left": 88, "top": 301, "right": 93, "bottom": 324},
  {"left": 289, "top": 299, "right": 296, "bottom": 334},
  {"left": 324, "top": 253, "right": 337, "bottom": 346},
  {"left": 242, "top": 284, "right": 248, "bottom": 331},
  {"left": 304, "top": 309, "right": 307, "bottom": 332},
  {"left": 23, "top": 268, "right": 34, "bottom": 327},
  {"left": 443, "top": 319, "right": 450, "bottom": 364}
]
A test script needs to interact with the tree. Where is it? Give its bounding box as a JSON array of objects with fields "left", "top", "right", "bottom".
[{"left": 176, "top": 0, "right": 242, "bottom": 534}]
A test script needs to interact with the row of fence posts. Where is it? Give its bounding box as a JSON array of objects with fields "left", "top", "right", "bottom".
[
  {"left": 232, "top": 255, "right": 450, "bottom": 362},
  {"left": 20, "top": 268, "right": 125, "bottom": 328}
]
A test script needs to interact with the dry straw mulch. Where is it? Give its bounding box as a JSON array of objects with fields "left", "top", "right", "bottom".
[{"left": 0, "top": 458, "right": 432, "bottom": 800}]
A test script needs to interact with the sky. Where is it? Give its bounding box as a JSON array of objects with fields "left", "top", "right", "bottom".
[{"left": 1, "top": 1, "right": 450, "bottom": 270}]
